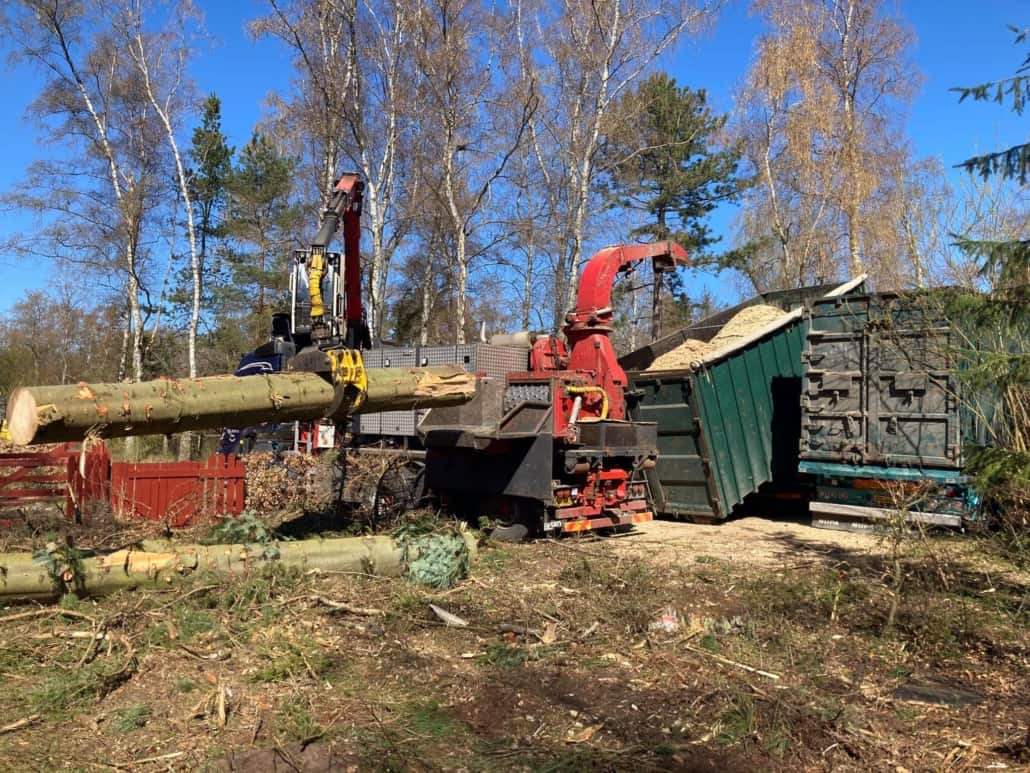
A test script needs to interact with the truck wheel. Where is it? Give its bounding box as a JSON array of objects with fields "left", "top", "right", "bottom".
[
  {"left": 488, "top": 498, "right": 539, "bottom": 542},
  {"left": 490, "top": 522, "right": 530, "bottom": 542}
]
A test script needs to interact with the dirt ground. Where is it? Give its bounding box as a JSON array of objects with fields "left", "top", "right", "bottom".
[{"left": 0, "top": 513, "right": 1027, "bottom": 772}]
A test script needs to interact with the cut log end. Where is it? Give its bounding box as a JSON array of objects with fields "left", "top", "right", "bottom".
[{"left": 6, "top": 389, "right": 42, "bottom": 447}]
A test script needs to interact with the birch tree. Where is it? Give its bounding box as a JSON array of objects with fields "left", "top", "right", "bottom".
[
  {"left": 256, "top": 0, "right": 418, "bottom": 342},
  {"left": 340, "top": 0, "right": 417, "bottom": 342},
  {"left": 103, "top": 0, "right": 205, "bottom": 457},
  {"left": 515, "top": 0, "right": 717, "bottom": 330},
  {"left": 2, "top": 0, "right": 168, "bottom": 386},
  {"left": 410, "top": 0, "right": 535, "bottom": 343},
  {"left": 253, "top": 0, "right": 357, "bottom": 208},
  {"left": 115, "top": 0, "right": 202, "bottom": 383},
  {"left": 731, "top": 0, "right": 920, "bottom": 289}
]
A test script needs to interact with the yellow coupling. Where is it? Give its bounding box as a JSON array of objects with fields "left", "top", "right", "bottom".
[
  {"left": 566, "top": 385, "right": 609, "bottom": 421},
  {"left": 326, "top": 348, "right": 368, "bottom": 415}
]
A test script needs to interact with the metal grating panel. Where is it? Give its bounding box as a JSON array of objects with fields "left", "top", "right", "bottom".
[
  {"left": 379, "top": 347, "right": 417, "bottom": 369},
  {"left": 420, "top": 344, "right": 526, "bottom": 376},
  {"left": 358, "top": 344, "right": 525, "bottom": 438},
  {"left": 504, "top": 382, "right": 551, "bottom": 414},
  {"left": 465, "top": 344, "right": 529, "bottom": 378},
  {"left": 358, "top": 413, "right": 382, "bottom": 435},
  {"left": 419, "top": 345, "right": 459, "bottom": 368},
  {"left": 378, "top": 410, "right": 415, "bottom": 436},
  {"left": 361, "top": 350, "right": 383, "bottom": 369}
]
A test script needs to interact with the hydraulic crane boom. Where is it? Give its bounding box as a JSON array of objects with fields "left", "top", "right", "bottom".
[{"left": 303, "top": 173, "right": 370, "bottom": 349}]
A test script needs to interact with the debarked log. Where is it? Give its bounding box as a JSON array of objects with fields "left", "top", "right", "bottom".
[
  {"left": 5, "top": 366, "right": 476, "bottom": 445},
  {"left": 0, "top": 532, "right": 477, "bottom": 603}
]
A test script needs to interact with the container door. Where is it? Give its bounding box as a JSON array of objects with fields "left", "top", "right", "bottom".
[
  {"left": 801, "top": 331, "right": 866, "bottom": 463},
  {"left": 867, "top": 326, "right": 959, "bottom": 467}
]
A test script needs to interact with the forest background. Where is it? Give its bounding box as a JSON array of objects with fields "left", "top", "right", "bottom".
[{"left": 0, "top": 0, "right": 1025, "bottom": 394}]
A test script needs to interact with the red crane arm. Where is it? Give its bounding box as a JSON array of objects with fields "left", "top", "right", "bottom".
[
  {"left": 334, "top": 174, "right": 364, "bottom": 332},
  {"left": 308, "top": 173, "right": 366, "bottom": 347}
]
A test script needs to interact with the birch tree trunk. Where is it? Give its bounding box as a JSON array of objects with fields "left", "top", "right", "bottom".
[
  {"left": 120, "top": 0, "right": 202, "bottom": 458},
  {"left": 38, "top": 4, "right": 147, "bottom": 385},
  {"left": 420, "top": 253, "right": 434, "bottom": 345},
  {"left": 442, "top": 128, "right": 468, "bottom": 344},
  {"left": 124, "top": 2, "right": 200, "bottom": 380},
  {"left": 561, "top": 1, "right": 620, "bottom": 321},
  {"left": 344, "top": 0, "right": 412, "bottom": 343}
]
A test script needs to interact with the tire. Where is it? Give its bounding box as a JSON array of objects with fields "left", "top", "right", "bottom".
[
  {"left": 490, "top": 522, "right": 530, "bottom": 542},
  {"left": 488, "top": 498, "right": 540, "bottom": 542}
]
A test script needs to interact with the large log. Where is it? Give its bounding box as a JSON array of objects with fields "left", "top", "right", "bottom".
[
  {"left": 5, "top": 366, "right": 476, "bottom": 446},
  {"left": 0, "top": 531, "right": 477, "bottom": 602}
]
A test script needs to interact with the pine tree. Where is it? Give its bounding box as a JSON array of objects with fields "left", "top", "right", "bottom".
[
  {"left": 188, "top": 95, "right": 233, "bottom": 279},
  {"left": 604, "top": 73, "right": 745, "bottom": 339},
  {"left": 217, "top": 134, "right": 303, "bottom": 348},
  {"left": 168, "top": 94, "right": 234, "bottom": 368},
  {"left": 951, "top": 26, "right": 1030, "bottom": 514}
]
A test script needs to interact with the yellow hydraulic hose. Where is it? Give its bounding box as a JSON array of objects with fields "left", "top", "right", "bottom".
[
  {"left": 308, "top": 249, "right": 325, "bottom": 320},
  {"left": 566, "top": 385, "right": 609, "bottom": 420}
]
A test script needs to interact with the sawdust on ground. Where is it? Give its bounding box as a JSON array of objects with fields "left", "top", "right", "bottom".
[
  {"left": 611, "top": 515, "right": 883, "bottom": 567},
  {"left": 645, "top": 304, "right": 788, "bottom": 372}
]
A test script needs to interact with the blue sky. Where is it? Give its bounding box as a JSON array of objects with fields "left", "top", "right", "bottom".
[{"left": 0, "top": 0, "right": 1026, "bottom": 313}]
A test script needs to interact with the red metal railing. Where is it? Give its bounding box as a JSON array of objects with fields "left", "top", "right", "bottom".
[{"left": 110, "top": 454, "right": 245, "bottom": 527}]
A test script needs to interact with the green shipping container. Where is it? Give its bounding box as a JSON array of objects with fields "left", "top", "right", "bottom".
[
  {"left": 624, "top": 280, "right": 863, "bottom": 521},
  {"left": 627, "top": 313, "right": 806, "bottom": 521},
  {"left": 799, "top": 292, "right": 994, "bottom": 471}
]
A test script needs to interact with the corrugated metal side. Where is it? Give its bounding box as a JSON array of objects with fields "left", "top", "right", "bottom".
[
  {"left": 628, "top": 318, "right": 806, "bottom": 520},
  {"left": 693, "top": 318, "right": 805, "bottom": 515}
]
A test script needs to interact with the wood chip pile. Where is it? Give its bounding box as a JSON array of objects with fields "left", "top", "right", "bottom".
[
  {"left": 243, "top": 451, "right": 338, "bottom": 515},
  {"left": 645, "top": 304, "right": 788, "bottom": 372}
]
